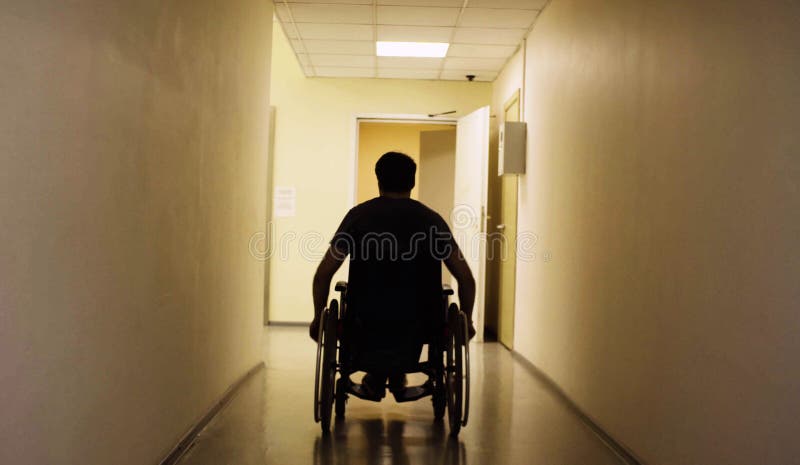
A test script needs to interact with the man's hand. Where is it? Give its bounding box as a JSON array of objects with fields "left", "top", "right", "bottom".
[
  {"left": 311, "top": 246, "right": 346, "bottom": 344},
  {"left": 443, "top": 241, "right": 476, "bottom": 340},
  {"left": 309, "top": 314, "right": 321, "bottom": 343}
]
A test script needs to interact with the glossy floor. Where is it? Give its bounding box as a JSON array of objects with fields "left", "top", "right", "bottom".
[{"left": 176, "top": 327, "right": 627, "bottom": 465}]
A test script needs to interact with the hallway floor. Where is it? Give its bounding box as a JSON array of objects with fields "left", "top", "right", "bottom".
[{"left": 176, "top": 327, "right": 628, "bottom": 465}]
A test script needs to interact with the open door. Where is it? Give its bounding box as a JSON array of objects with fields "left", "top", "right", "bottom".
[{"left": 453, "top": 106, "right": 490, "bottom": 343}]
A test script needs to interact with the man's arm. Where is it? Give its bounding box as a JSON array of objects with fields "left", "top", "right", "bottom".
[
  {"left": 309, "top": 246, "right": 346, "bottom": 341},
  {"left": 443, "top": 242, "right": 477, "bottom": 338}
]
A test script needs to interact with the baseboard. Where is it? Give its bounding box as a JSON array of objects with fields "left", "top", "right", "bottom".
[
  {"left": 159, "top": 362, "right": 265, "bottom": 465},
  {"left": 267, "top": 321, "right": 309, "bottom": 327},
  {"left": 510, "top": 351, "right": 645, "bottom": 465}
]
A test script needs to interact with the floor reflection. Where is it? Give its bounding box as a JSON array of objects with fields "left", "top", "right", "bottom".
[
  {"left": 176, "top": 327, "right": 628, "bottom": 465},
  {"left": 314, "top": 419, "right": 466, "bottom": 465}
]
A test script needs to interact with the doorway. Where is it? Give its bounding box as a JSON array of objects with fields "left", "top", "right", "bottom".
[
  {"left": 355, "top": 119, "right": 456, "bottom": 220},
  {"left": 351, "top": 109, "right": 491, "bottom": 343},
  {"left": 354, "top": 118, "right": 458, "bottom": 291},
  {"left": 486, "top": 91, "right": 520, "bottom": 349}
]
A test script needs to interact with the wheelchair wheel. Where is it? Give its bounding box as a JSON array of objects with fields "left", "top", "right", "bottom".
[
  {"left": 335, "top": 377, "right": 348, "bottom": 418},
  {"left": 445, "top": 303, "right": 470, "bottom": 436},
  {"left": 314, "top": 300, "right": 338, "bottom": 433},
  {"left": 429, "top": 344, "right": 446, "bottom": 420}
]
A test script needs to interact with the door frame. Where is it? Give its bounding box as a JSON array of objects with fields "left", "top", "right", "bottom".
[
  {"left": 349, "top": 113, "right": 456, "bottom": 208},
  {"left": 504, "top": 90, "right": 521, "bottom": 121},
  {"left": 264, "top": 106, "right": 277, "bottom": 325},
  {"left": 347, "top": 111, "right": 490, "bottom": 342},
  {"left": 498, "top": 92, "right": 521, "bottom": 349}
]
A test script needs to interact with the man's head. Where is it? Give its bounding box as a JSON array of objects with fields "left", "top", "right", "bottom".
[{"left": 375, "top": 151, "right": 416, "bottom": 195}]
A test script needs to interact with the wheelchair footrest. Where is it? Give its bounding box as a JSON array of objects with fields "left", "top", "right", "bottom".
[
  {"left": 346, "top": 381, "right": 434, "bottom": 403},
  {"left": 348, "top": 383, "right": 384, "bottom": 402},
  {"left": 392, "top": 382, "right": 433, "bottom": 403}
]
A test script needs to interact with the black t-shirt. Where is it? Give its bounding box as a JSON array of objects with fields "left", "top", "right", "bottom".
[{"left": 332, "top": 197, "right": 455, "bottom": 348}]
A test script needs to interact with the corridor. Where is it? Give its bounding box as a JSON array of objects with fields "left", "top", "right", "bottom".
[
  {"left": 175, "top": 328, "right": 627, "bottom": 465},
  {"left": 4, "top": 0, "right": 799, "bottom": 464}
]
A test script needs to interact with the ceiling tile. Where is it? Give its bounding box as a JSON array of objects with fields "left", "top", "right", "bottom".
[
  {"left": 274, "top": 0, "right": 538, "bottom": 81},
  {"left": 295, "top": 23, "right": 373, "bottom": 40},
  {"left": 452, "top": 27, "right": 526, "bottom": 45},
  {"left": 377, "top": 0, "right": 464, "bottom": 5},
  {"left": 460, "top": 8, "right": 539, "bottom": 29},
  {"left": 466, "top": 0, "right": 547, "bottom": 9},
  {"left": 377, "top": 68, "right": 441, "bottom": 79},
  {"left": 377, "top": 25, "right": 454, "bottom": 42},
  {"left": 286, "top": 4, "right": 373, "bottom": 24},
  {"left": 378, "top": 56, "right": 443, "bottom": 69},
  {"left": 448, "top": 43, "right": 517, "bottom": 58},
  {"left": 443, "top": 57, "right": 506, "bottom": 71},
  {"left": 311, "top": 54, "right": 375, "bottom": 67},
  {"left": 377, "top": 6, "right": 460, "bottom": 27},
  {"left": 440, "top": 70, "right": 498, "bottom": 82},
  {"left": 315, "top": 67, "right": 376, "bottom": 78},
  {"left": 302, "top": 40, "right": 374, "bottom": 55}
]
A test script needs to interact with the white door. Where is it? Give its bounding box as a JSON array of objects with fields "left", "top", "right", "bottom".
[{"left": 453, "top": 106, "right": 490, "bottom": 342}]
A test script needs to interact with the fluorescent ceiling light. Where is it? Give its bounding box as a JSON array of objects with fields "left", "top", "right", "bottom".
[{"left": 376, "top": 41, "right": 449, "bottom": 58}]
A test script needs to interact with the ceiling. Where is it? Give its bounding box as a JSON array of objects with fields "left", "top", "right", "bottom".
[{"left": 273, "top": 0, "right": 548, "bottom": 81}]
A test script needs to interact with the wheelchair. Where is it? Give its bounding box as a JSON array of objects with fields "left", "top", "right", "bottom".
[{"left": 314, "top": 281, "right": 471, "bottom": 436}]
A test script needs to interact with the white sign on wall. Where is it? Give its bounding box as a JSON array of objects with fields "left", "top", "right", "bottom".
[{"left": 274, "top": 186, "right": 296, "bottom": 218}]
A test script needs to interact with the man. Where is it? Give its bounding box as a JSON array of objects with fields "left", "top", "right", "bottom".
[{"left": 310, "top": 151, "right": 476, "bottom": 399}]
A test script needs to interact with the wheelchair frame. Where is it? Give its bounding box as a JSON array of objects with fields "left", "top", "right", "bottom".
[{"left": 314, "top": 281, "right": 470, "bottom": 436}]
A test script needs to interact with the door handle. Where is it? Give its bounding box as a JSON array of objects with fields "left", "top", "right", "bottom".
[{"left": 496, "top": 224, "right": 506, "bottom": 231}]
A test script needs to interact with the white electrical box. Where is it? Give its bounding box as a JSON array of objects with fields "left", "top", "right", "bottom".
[{"left": 498, "top": 121, "right": 526, "bottom": 175}]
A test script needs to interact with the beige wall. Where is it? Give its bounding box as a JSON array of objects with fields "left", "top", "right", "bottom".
[
  {"left": 418, "top": 129, "right": 457, "bottom": 222},
  {"left": 268, "top": 25, "right": 491, "bottom": 322},
  {"left": 492, "top": 49, "right": 524, "bottom": 127},
  {"left": 513, "top": 0, "right": 800, "bottom": 463},
  {"left": 356, "top": 122, "right": 453, "bottom": 203},
  {"left": 0, "top": 2, "right": 273, "bottom": 464}
]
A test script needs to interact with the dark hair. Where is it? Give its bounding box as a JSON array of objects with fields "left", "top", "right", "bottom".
[{"left": 375, "top": 151, "right": 416, "bottom": 193}]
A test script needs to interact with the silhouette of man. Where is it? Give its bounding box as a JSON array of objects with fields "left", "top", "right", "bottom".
[{"left": 310, "top": 151, "right": 476, "bottom": 399}]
